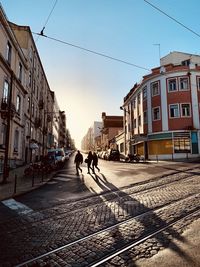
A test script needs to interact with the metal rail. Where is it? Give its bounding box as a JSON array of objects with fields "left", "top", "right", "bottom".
[
  {"left": 16, "top": 193, "right": 200, "bottom": 267},
  {"left": 89, "top": 208, "right": 200, "bottom": 267},
  {"left": 9, "top": 166, "right": 200, "bottom": 228}
]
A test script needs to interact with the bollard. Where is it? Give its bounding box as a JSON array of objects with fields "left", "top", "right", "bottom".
[{"left": 14, "top": 174, "right": 17, "bottom": 194}]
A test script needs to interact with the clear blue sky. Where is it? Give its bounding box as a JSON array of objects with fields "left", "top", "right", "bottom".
[{"left": 1, "top": 0, "right": 200, "bottom": 148}]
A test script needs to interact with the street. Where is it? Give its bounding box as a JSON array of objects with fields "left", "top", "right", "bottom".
[{"left": 0, "top": 156, "right": 200, "bottom": 266}]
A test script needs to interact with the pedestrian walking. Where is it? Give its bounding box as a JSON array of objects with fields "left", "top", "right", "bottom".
[
  {"left": 85, "top": 151, "right": 93, "bottom": 174},
  {"left": 92, "top": 152, "right": 100, "bottom": 174},
  {"left": 74, "top": 150, "right": 83, "bottom": 175}
]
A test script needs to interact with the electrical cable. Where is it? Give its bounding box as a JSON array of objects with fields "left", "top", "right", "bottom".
[
  {"left": 32, "top": 31, "right": 151, "bottom": 71},
  {"left": 36, "top": 0, "right": 58, "bottom": 41},
  {"left": 144, "top": 0, "right": 200, "bottom": 39}
]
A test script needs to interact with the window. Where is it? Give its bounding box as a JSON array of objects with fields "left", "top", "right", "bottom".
[
  {"left": 133, "top": 98, "right": 136, "bottom": 109},
  {"left": 181, "top": 59, "right": 190, "bottom": 66},
  {"left": 138, "top": 93, "right": 141, "bottom": 104},
  {"left": 144, "top": 110, "right": 148, "bottom": 124},
  {"left": 14, "top": 129, "right": 19, "bottom": 152},
  {"left": 133, "top": 119, "right": 136, "bottom": 128},
  {"left": 16, "top": 95, "right": 21, "bottom": 114},
  {"left": 33, "top": 80, "right": 36, "bottom": 94},
  {"left": 152, "top": 107, "right": 160, "bottom": 120},
  {"left": 3, "top": 80, "right": 9, "bottom": 102},
  {"left": 197, "top": 77, "right": 200, "bottom": 90},
  {"left": 18, "top": 62, "right": 22, "bottom": 82},
  {"left": 143, "top": 86, "right": 147, "bottom": 100},
  {"left": 27, "top": 97, "right": 30, "bottom": 113},
  {"left": 168, "top": 78, "right": 177, "bottom": 92},
  {"left": 151, "top": 81, "right": 159, "bottom": 96},
  {"left": 174, "top": 133, "right": 190, "bottom": 153},
  {"left": 29, "top": 71, "right": 32, "bottom": 86},
  {"left": 181, "top": 103, "right": 190, "bottom": 117},
  {"left": 0, "top": 124, "right": 6, "bottom": 148},
  {"left": 32, "top": 103, "right": 34, "bottom": 117},
  {"left": 6, "top": 41, "right": 12, "bottom": 64},
  {"left": 179, "top": 77, "right": 189, "bottom": 90},
  {"left": 169, "top": 104, "right": 179, "bottom": 118},
  {"left": 120, "top": 143, "right": 124, "bottom": 153},
  {"left": 138, "top": 115, "right": 141, "bottom": 126},
  {"left": 29, "top": 48, "right": 33, "bottom": 61}
]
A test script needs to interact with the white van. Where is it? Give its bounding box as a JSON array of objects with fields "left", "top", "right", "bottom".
[{"left": 47, "top": 148, "right": 65, "bottom": 164}]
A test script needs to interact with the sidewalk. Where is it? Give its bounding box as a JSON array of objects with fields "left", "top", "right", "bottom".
[{"left": 0, "top": 164, "right": 54, "bottom": 201}]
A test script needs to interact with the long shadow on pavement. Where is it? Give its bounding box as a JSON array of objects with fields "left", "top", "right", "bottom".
[{"left": 89, "top": 172, "right": 195, "bottom": 266}]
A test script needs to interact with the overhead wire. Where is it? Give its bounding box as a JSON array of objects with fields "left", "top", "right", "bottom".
[
  {"left": 35, "top": 0, "right": 58, "bottom": 42},
  {"left": 32, "top": 31, "right": 151, "bottom": 71},
  {"left": 144, "top": 0, "right": 200, "bottom": 39}
]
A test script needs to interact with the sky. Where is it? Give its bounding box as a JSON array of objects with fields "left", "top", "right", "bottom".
[{"left": 1, "top": 0, "right": 200, "bottom": 148}]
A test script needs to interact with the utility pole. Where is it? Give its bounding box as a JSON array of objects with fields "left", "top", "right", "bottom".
[
  {"left": 153, "top": 43, "right": 161, "bottom": 65},
  {"left": 2, "top": 70, "right": 14, "bottom": 183}
]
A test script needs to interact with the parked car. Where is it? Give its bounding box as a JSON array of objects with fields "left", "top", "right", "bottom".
[
  {"left": 107, "top": 149, "right": 120, "bottom": 161},
  {"left": 47, "top": 148, "right": 65, "bottom": 165},
  {"left": 119, "top": 153, "right": 128, "bottom": 162}
]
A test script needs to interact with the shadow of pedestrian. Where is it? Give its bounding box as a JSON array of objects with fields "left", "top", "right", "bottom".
[{"left": 89, "top": 172, "right": 195, "bottom": 266}]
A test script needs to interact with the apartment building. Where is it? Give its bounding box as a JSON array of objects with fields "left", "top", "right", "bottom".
[
  {"left": 122, "top": 51, "right": 200, "bottom": 160},
  {"left": 0, "top": 4, "right": 69, "bottom": 178},
  {"left": 0, "top": 5, "right": 28, "bottom": 172}
]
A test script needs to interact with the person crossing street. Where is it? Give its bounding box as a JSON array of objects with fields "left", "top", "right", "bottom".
[
  {"left": 92, "top": 152, "right": 100, "bottom": 174},
  {"left": 74, "top": 150, "right": 83, "bottom": 175}
]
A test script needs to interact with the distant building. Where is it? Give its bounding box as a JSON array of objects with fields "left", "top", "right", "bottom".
[
  {"left": 81, "top": 121, "right": 103, "bottom": 152},
  {"left": 122, "top": 51, "right": 200, "bottom": 160},
  {"left": 100, "top": 112, "right": 123, "bottom": 151}
]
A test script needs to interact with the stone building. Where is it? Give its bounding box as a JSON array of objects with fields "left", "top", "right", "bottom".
[{"left": 0, "top": 4, "right": 70, "bottom": 179}]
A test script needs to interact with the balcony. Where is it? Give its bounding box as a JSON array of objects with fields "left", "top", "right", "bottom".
[
  {"left": 0, "top": 99, "right": 16, "bottom": 119},
  {"left": 1, "top": 99, "right": 8, "bottom": 110}
]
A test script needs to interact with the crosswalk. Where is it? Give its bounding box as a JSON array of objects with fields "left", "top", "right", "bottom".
[
  {"left": 1, "top": 172, "right": 79, "bottom": 214},
  {"left": 2, "top": 198, "right": 33, "bottom": 215}
]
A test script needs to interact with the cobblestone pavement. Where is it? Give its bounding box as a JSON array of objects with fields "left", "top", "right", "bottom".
[{"left": 0, "top": 167, "right": 200, "bottom": 266}]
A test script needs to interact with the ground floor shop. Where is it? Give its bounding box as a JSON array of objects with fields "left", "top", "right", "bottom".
[{"left": 131, "top": 130, "right": 199, "bottom": 160}]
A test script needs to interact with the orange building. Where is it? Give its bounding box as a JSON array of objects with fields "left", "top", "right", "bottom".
[{"left": 122, "top": 51, "right": 200, "bottom": 160}]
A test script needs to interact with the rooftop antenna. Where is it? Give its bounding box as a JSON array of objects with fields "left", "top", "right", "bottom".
[{"left": 153, "top": 43, "right": 161, "bottom": 65}]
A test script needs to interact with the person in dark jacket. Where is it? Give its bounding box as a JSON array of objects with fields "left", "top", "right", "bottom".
[
  {"left": 92, "top": 152, "right": 100, "bottom": 173},
  {"left": 86, "top": 151, "right": 93, "bottom": 174},
  {"left": 74, "top": 150, "right": 83, "bottom": 175}
]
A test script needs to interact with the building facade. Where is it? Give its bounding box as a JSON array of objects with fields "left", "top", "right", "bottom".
[
  {"left": 0, "top": 4, "right": 71, "bottom": 178},
  {"left": 100, "top": 112, "right": 123, "bottom": 151},
  {"left": 122, "top": 51, "right": 200, "bottom": 160}
]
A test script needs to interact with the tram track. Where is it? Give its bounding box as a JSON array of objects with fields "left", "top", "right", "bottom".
[
  {"left": 4, "top": 171, "right": 200, "bottom": 236},
  {"left": 15, "top": 193, "right": 200, "bottom": 267},
  {"left": 2, "top": 166, "right": 200, "bottom": 231}
]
